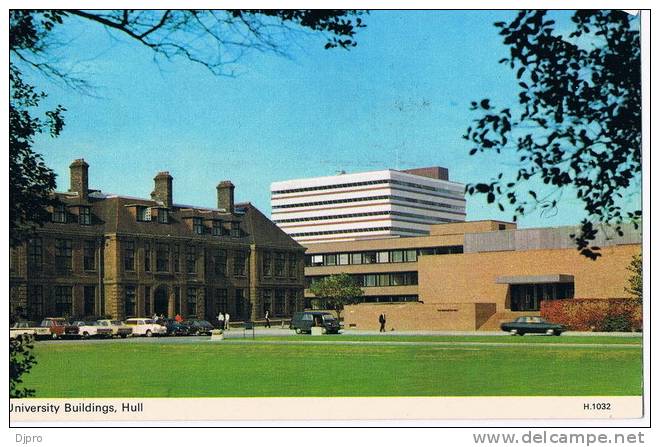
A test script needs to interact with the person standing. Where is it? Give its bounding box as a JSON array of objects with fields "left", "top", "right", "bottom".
[
  {"left": 217, "top": 311, "right": 225, "bottom": 330},
  {"left": 379, "top": 313, "right": 386, "bottom": 332},
  {"left": 224, "top": 311, "right": 230, "bottom": 330},
  {"left": 265, "top": 310, "right": 271, "bottom": 328}
]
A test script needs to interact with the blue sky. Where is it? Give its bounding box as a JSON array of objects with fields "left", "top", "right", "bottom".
[{"left": 28, "top": 10, "right": 640, "bottom": 227}]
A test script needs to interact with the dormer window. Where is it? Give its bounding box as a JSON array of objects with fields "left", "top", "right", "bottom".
[
  {"left": 79, "top": 206, "right": 92, "bottom": 225},
  {"left": 136, "top": 206, "right": 151, "bottom": 222},
  {"left": 192, "top": 217, "right": 204, "bottom": 235},
  {"left": 212, "top": 220, "right": 223, "bottom": 236},
  {"left": 52, "top": 204, "right": 67, "bottom": 223},
  {"left": 157, "top": 208, "right": 169, "bottom": 224},
  {"left": 230, "top": 222, "right": 241, "bottom": 238}
]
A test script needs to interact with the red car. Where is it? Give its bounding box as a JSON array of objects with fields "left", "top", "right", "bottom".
[{"left": 40, "top": 318, "right": 80, "bottom": 339}]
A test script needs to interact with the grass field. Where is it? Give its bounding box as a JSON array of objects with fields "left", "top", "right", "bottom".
[{"left": 23, "top": 336, "right": 642, "bottom": 398}]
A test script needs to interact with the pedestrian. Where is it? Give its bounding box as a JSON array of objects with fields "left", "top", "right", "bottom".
[
  {"left": 379, "top": 313, "right": 386, "bottom": 332},
  {"left": 217, "top": 311, "right": 225, "bottom": 330},
  {"left": 265, "top": 310, "right": 271, "bottom": 328},
  {"left": 224, "top": 311, "right": 230, "bottom": 330},
  {"left": 175, "top": 313, "right": 183, "bottom": 323}
]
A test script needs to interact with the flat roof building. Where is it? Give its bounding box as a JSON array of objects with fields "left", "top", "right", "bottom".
[
  {"left": 303, "top": 220, "right": 641, "bottom": 331},
  {"left": 271, "top": 167, "right": 466, "bottom": 244}
]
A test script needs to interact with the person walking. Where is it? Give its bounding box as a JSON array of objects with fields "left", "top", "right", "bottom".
[
  {"left": 224, "top": 311, "right": 230, "bottom": 330},
  {"left": 378, "top": 313, "right": 386, "bottom": 332},
  {"left": 217, "top": 311, "right": 225, "bottom": 330},
  {"left": 265, "top": 310, "right": 271, "bottom": 328}
]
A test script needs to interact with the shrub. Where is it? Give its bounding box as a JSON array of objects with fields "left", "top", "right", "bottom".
[
  {"left": 10, "top": 334, "right": 37, "bottom": 398},
  {"left": 541, "top": 298, "right": 642, "bottom": 332}
]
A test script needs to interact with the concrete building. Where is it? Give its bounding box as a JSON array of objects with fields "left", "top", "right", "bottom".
[
  {"left": 9, "top": 159, "right": 305, "bottom": 323},
  {"left": 271, "top": 167, "right": 466, "bottom": 244},
  {"left": 303, "top": 221, "right": 641, "bottom": 330}
]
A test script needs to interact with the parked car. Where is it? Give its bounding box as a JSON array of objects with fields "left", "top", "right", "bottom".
[
  {"left": 73, "top": 321, "right": 114, "bottom": 339},
  {"left": 500, "top": 316, "right": 565, "bottom": 336},
  {"left": 40, "top": 318, "right": 80, "bottom": 339},
  {"left": 160, "top": 318, "right": 190, "bottom": 336},
  {"left": 97, "top": 319, "right": 133, "bottom": 338},
  {"left": 290, "top": 312, "right": 340, "bottom": 334},
  {"left": 10, "top": 321, "right": 51, "bottom": 340},
  {"left": 124, "top": 318, "right": 167, "bottom": 337},
  {"left": 184, "top": 319, "right": 214, "bottom": 336}
]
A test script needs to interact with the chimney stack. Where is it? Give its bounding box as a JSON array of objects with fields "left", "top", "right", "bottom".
[
  {"left": 152, "top": 171, "right": 173, "bottom": 207},
  {"left": 69, "top": 159, "right": 89, "bottom": 200},
  {"left": 217, "top": 181, "right": 235, "bottom": 213}
]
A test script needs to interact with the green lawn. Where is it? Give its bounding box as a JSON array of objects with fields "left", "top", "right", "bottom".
[{"left": 23, "top": 337, "right": 642, "bottom": 398}]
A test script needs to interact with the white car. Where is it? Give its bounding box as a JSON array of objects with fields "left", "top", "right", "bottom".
[
  {"left": 124, "top": 318, "right": 167, "bottom": 337},
  {"left": 10, "top": 321, "right": 51, "bottom": 340},
  {"left": 98, "top": 319, "right": 133, "bottom": 338},
  {"left": 73, "top": 321, "right": 114, "bottom": 339}
]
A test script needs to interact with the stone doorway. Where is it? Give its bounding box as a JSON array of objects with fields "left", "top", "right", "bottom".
[{"left": 154, "top": 285, "right": 169, "bottom": 316}]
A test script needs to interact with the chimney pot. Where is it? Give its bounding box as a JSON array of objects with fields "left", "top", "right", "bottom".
[
  {"left": 152, "top": 171, "right": 173, "bottom": 207},
  {"left": 216, "top": 181, "right": 235, "bottom": 213},
  {"left": 69, "top": 158, "right": 89, "bottom": 200}
]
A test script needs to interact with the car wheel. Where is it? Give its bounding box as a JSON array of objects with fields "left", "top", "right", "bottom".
[
  {"left": 83, "top": 331, "right": 90, "bottom": 339},
  {"left": 518, "top": 332, "right": 525, "bottom": 336},
  {"left": 146, "top": 330, "right": 153, "bottom": 337},
  {"left": 51, "top": 333, "right": 58, "bottom": 340},
  {"left": 509, "top": 329, "right": 518, "bottom": 336},
  {"left": 295, "top": 328, "right": 301, "bottom": 334},
  {"left": 554, "top": 331, "right": 562, "bottom": 336},
  {"left": 121, "top": 334, "right": 127, "bottom": 338}
]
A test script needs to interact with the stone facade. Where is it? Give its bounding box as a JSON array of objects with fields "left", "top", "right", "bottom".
[{"left": 9, "top": 159, "right": 306, "bottom": 323}]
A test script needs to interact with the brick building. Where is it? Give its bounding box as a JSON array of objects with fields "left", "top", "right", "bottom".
[{"left": 9, "top": 159, "right": 306, "bottom": 322}]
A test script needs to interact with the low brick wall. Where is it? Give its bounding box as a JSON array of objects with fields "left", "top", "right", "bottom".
[{"left": 343, "top": 302, "right": 497, "bottom": 331}]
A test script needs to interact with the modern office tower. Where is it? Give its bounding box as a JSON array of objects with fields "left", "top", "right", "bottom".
[{"left": 271, "top": 167, "right": 467, "bottom": 244}]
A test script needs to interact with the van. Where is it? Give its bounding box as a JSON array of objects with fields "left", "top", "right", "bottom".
[{"left": 290, "top": 311, "right": 340, "bottom": 334}]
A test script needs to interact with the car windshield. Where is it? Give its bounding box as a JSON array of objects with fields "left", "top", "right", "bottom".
[
  {"left": 144, "top": 319, "right": 155, "bottom": 324},
  {"left": 322, "top": 315, "right": 336, "bottom": 321},
  {"left": 111, "top": 320, "right": 122, "bottom": 325}
]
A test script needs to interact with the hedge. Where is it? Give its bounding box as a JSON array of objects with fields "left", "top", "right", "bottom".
[{"left": 540, "top": 298, "right": 642, "bottom": 332}]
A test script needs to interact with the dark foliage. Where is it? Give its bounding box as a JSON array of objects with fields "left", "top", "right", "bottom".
[
  {"left": 464, "top": 10, "right": 641, "bottom": 259},
  {"left": 9, "top": 334, "right": 38, "bottom": 398}
]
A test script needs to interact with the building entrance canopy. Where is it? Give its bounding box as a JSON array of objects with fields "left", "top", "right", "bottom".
[{"left": 495, "top": 274, "right": 574, "bottom": 285}]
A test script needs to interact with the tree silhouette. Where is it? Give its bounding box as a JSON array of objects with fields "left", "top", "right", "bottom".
[
  {"left": 464, "top": 10, "right": 641, "bottom": 259},
  {"left": 9, "top": 9, "right": 366, "bottom": 246}
]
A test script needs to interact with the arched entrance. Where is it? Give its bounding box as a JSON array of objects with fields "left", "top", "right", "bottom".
[{"left": 154, "top": 285, "right": 169, "bottom": 316}]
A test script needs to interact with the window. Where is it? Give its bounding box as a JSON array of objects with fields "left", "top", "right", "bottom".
[
  {"left": 350, "top": 252, "right": 362, "bottom": 265},
  {"left": 262, "top": 289, "right": 272, "bottom": 314},
  {"left": 311, "top": 255, "right": 323, "bottom": 267},
  {"left": 54, "top": 286, "right": 73, "bottom": 316},
  {"left": 156, "top": 243, "right": 170, "bottom": 272},
  {"left": 338, "top": 253, "right": 350, "bottom": 265},
  {"left": 144, "top": 242, "right": 152, "bottom": 272},
  {"left": 83, "top": 240, "right": 96, "bottom": 271},
  {"left": 124, "top": 286, "right": 136, "bottom": 317},
  {"left": 363, "top": 252, "right": 377, "bottom": 264},
  {"left": 274, "top": 252, "right": 285, "bottom": 276},
  {"left": 83, "top": 286, "right": 96, "bottom": 316},
  {"left": 212, "top": 221, "right": 224, "bottom": 236},
  {"left": 186, "top": 247, "right": 197, "bottom": 274},
  {"left": 55, "top": 239, "right": 72, "bottom": 272},
  {"left": 288, "top": 254, "right": 298, "bottom": 277},
  {"left": 136, "top": 206, "right": 151, "bottom": 222},
  {"left": 263, "top": 252, "right": 272, "bottom": 276},
  {"left": 157, "top": 209, "right": 169, "bottom": 224},
  {"left": 378, "top": 274, "right": 391, "bottom": 287},
  {"left": 499, "top": 224, "right": 506, "bottom": 230},
  {"left": 274, "top": 289, "right": 285, "bottom": 316},
  {"left": 52, "top": 204, "right": 67, "bottom": 223},
  {"left": 214, "top": 249, "right": 227, "bottom": 276},
  {"left": 192, "top": 217, "right": 204, "bottom": 235},
  {"left": 324, "top": 254, "right": 337, "bottom": 266},
  {"left": 230, "top": 222, "right": 241, "bottom": 238},
  {"left": 79, "top": 206, "right": 92, "bottom": 225},
  {"left": 235, "top": 288, "right": 246, "bottom": 319},
  {"left": 144, "top": 286, "right": 151, "bottom": 316},
  {"left": 28, "top": 238, "right": 43, "bottom": 271},
  {"left": 234, "top": 252, "right": 247, "bottom": 276},
  {"left": 28, "top": 286, "right": 44, "bottom": 319},
  {"left": 173, "top": 245, "right": 180, "bottom": 273},
  {"left": 124, "top": 241, "right": 135, "bottom": 272},
  {"left": 187, "top": 288, "right": 197, "bottom": 316},
  {"left": 363, "top": 274, "right": 377, "bottom": 287},
  {"left": 405, "top": 249, "right": 417, "bottom": 262},
  {"left": 376, "top": 251, "right": 389, "bottom": 263},
  {"left": 390, "top": 250, "right": 404, "bottom": 263},
  {"left": 216, "top": 289, "right": 228, "bottom": 314}
]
